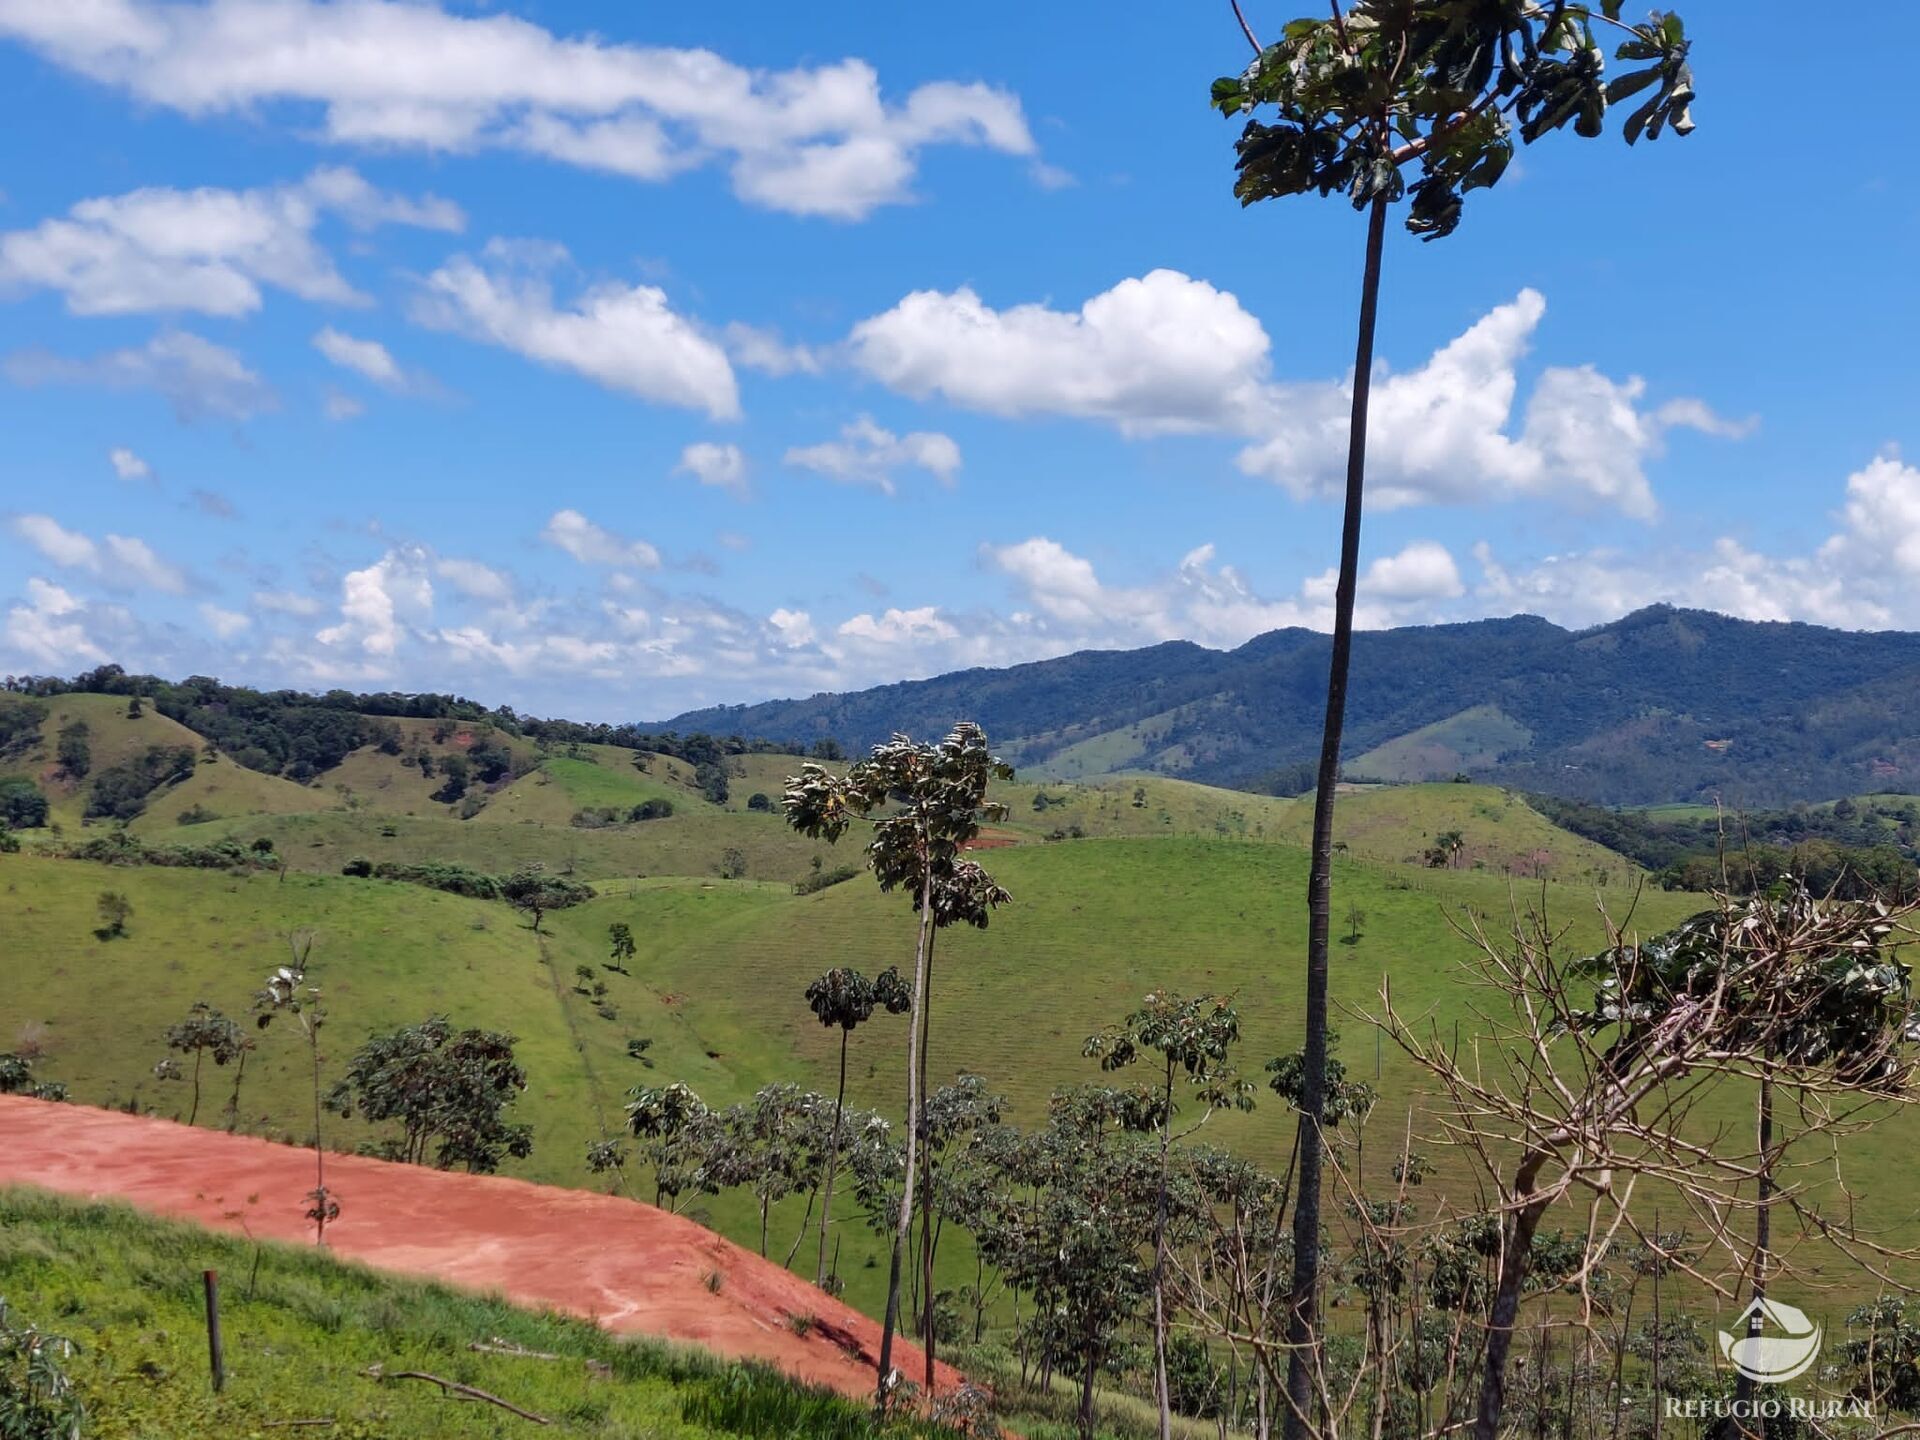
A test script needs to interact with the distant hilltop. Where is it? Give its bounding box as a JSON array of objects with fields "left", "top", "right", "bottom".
[{"left": 658, "top": 606, "right": 1920, "bottom": 808}]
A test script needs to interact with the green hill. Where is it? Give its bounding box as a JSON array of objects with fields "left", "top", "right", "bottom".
[{"left": 661, "top": 606, "right": 1920, "bottom": 806}]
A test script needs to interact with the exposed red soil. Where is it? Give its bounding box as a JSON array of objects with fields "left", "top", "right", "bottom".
[
  {"left": 0, "top": 1096, "right": 961, "bottom": 1400},
  {"left": 962, "top": 828, "right": 1021, "bottom": 850}
]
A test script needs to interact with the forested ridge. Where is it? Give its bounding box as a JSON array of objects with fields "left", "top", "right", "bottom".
[{"left": 663, "top": 606, "right": 1920, "bottom": 806}]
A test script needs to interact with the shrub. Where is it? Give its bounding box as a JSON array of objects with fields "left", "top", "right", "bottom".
[
  {"left": 370, "top": 861, "right": 501, "bottom": 901},
  {"left": 84, "top": 744, "right": 196, "bottom": 821},
  {"left": 55, "top": 721, "right": 91, "bottom": 779},
  {"left": 175, "top": 802, "right": 220, "bottom": 825},
  {"left": 629, "top": 798, "right": 675, "bottom": 822},
  {"left": 0, "top": 696, "right": 46, "bottom": 756},
  {"left": 341, "top": 856, "right": 374, "bottom": 878},
  {"left": 746, "top": 792, "right": 772, "bottom": 812},
  {"left": 0, "top": 779, "right": 48, "bottom": 830},
  {"left": 0, "top": 1298, "right": 84, "bottom": 1438},
  {"left": 793, "top": 864, "right": 860, "bottom": 896}
]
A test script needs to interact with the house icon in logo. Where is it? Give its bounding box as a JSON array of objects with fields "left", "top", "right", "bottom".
[{"left": 1719, "top": 1297, "right": 1822, "bottom": 1384}]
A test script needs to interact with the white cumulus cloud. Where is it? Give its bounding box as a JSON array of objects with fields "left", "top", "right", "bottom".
[
  {"left": 677, "top": 442, "right": 748, "bottom": 497},
  {"left": 415, "top": 246, "right": 739, "bottom": 418},
  {"left": 784, "top": 415, "right": 961, "bottom": 494},
  {"left": 850, "top": 277, "right": 1740, "bottom": 517},
  {"left": 0, "top": 3, "right": 1039, "bottom": 221},
  {"left": 849, "top": 269, "right": 1273, "bottom": 436},
  {"left": 541, "top": 509, "right": 661, "bottom": 569},
  {"left": 8, "top": 514, "right": 188, "bottom": 593},
  {"left": 0, "top": 167, "right": 461, "bottom": 317},
  {"left": 109, "top": 446, "right": 151, "bottom": 482}
]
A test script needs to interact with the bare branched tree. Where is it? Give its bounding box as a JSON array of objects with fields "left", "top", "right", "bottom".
[{"left": 1374, "top": 881, "right": 1920, "bottom": 1440}]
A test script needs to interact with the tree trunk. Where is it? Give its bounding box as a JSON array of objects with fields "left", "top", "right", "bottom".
[
  {"left": 920, "top": 926, "right": 939, "bottom": 1390},
  {"left": 1473, "top": 1156, "right": 1550, "bottom": 1440},
  {"left": 308, "top": 1028, "right": 328, "bottom": 1245},
  {"left": 876, "top": 861, "right": 935, "bottom": 1407},
  {"left": 1153, "top": 1057, "right": 1174, "bottom": 1440},
  {"left": 226, "top": 1048, "right": 248, "bottom": 1131},
  {"left": 188, "top": 1049, "right": 203, "bottom": 1127},
  {"left": 1283, "top": 188, "right": 1390, "bottom": 1440},
  {"left": 816, "top": 1030, "right": 849, "bottom": 1287},
  {"left": 1731, "top": 1078, "right": 1775, "bottom": 1438},
  {"left": 1079, "top": 1342, "right": 1100, "bottom": 1440}
]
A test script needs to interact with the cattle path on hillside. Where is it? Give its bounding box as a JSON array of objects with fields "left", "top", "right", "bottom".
[{"left": 0, "top": 1096, "right": 959, "bottom": 1399}]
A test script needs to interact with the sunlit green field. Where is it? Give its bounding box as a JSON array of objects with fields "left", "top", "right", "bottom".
[{"left": 7, "top": 730, "right": 1914, "bottom": 1326}]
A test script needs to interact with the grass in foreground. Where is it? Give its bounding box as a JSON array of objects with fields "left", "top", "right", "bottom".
[{"left": 0, "top": 1187, "right": 1131, "bottom": 1439}]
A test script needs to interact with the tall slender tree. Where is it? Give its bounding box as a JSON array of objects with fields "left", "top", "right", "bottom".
[
  {"left": 783, "top": 723, "right": 1011, "bottom": 1408},
  {"left": 913, "top": 858, "right": 1012, "bottom": 1386},
  {"left": 1085, "top": 992, "right": 1255, "bottom": 1440},
  {"left": 1211, "top": 8, "right": 1697, "bottom": 1432},
  {"left": 804, "top": 965, "right": 912, "bottom": 1287},
  {"left": 256, "top": 932, "right": 337, "bottom": 1243}
]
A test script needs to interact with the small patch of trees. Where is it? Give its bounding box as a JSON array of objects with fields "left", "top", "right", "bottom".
[
  {"left": 84, "top": 744, "right": 196, "bottom": 821},
  {"left": 0, "top": 779, "right": 47, "bottom": 829},
  {"left": 500, "top": 864, "right": 592, "bottom": 932},
  {"left": 94, "top": 890, "right": 132, "bottom": 939},
  {"left": 430, "top": 752, "right": 470, "bottom": 803},
  {"left": 326, "top": 1016, "right": 534, "bottom": 1173},
  {"left": 0, "top": 1053, "right": 68, "bottom": 1102},
  {"left": 54, "top": 720, "right": 90, "bottom": 780},
  {"left": 0, "top": 696, "right": 45, "bottom": 756},
  {"left": 161, "top": 1002, "right": 246, "bottom": 1127},
  {"left": 1085, "top": 993, "right": 1255, "bottom": 1440}
]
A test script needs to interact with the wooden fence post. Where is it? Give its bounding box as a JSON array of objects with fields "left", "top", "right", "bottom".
[{"left": 203, "top": 1268, "right": 226, "bottom": 1394}]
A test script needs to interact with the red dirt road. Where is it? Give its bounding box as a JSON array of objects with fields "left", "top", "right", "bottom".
[{"left": 0, "top": 1096, "right": 959, "bottom": 1399}]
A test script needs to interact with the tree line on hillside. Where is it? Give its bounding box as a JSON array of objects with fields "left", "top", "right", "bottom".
[
  {"left": 1532, "top": 792, "right": 1920, "bottom": 897},
  {"left": 0, "top": 666, "right": 840, "bottom": 793}
]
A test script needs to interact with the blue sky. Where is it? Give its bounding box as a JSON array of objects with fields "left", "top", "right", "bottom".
[{"left": 0, "top": 2, "right": 1915, "bottom": 721}]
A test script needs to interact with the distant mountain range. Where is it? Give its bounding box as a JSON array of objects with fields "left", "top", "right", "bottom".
[{"left": 661, "top": 606, "right": 1920, "bottom": 807}]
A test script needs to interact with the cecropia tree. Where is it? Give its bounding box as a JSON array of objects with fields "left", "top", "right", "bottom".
[
  {"left": 1211, "top": 8, "right": 1697, "bottom": 1432},
  {"left": 804, "top": 965, "right": 912, "bottom": 1286},
  {"left": 783, "top": 723, "right": 1011, "bottom": 1407}
]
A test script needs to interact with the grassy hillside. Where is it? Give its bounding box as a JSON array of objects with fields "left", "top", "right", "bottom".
[
  {"left": 1261, "top": 782, "right": 1638, "bottom": 881},
  {"left": 9, "top": 812, "right": 1919, "bottom": 1314},
  {"left": 1, "top": 827, "right": 1670, "bottom": 1317},
  {"left": 194, "top": 807, "right": 838, "bottom": 884},
  {"left": 11, "top": 791, "right": 1920, "bottom": 1320},
  {"left": 0, "top": 855, "right": 606, "bottom": 1177},
  {"left": 1349, "top": 703, "right": 1532, "bottom": 781},
  {"left": 480, "top": 751, "right": 710, "bottom": 826}
]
